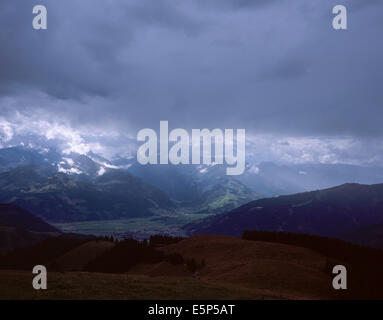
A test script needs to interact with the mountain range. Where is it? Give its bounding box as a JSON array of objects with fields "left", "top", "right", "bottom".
[
  {"left": 0, "top": 146, "right": 259, "bottom": 219},
  {"left": 0, "top": 166, "right": 174, "bottom": 222},
  {"left": 1, "top": 145, "right": 383, "bottom": 230}
]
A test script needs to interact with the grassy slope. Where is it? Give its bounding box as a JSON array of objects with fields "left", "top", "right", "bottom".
[
  {"left": 55, "top": 240, "right": 115, "bottom": 271},
  {"left": 156, "top": 235, "right": 332, "bottom": 300},
  {"left": 0, "top": 271, "right": 276, "bottom": 300}
]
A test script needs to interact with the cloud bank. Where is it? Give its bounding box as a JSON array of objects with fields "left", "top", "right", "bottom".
[{"left": 0, "top": 0, "right": 382, "bottom": 165}]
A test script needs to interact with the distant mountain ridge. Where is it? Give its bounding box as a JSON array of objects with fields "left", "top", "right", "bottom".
[
  {"left": 0, "top": 166, "right": 175, "bottom": 222},
  {"left": 128, "top": 162, "right": 260, "bottom": 214},
  {"left": 184, "top": 183, "right": 383, "bottom": 243},
  {"left": 237, "top": 162, "right": 383, "bottom": 197},
  {"left": 0, "top": 146, "right": 259, "bottom": 216}
]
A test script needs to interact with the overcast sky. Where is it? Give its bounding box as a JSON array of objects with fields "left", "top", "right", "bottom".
[{"left": 0, "top": 0, "right": 382, "bottom": 165}]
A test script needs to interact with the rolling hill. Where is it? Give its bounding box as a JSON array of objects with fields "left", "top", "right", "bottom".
[
  {"left": 152, "top": 235, "right": 332, "bottom": 299},
  {"left": 3, "top": 233, "right": 383, "bottom": 299},
  {"left": 0, "top": 204, "right": 60, "bottom": 254},
  {"left": 0, "top": 204, "right": 59, "bottom": 232},
  {"left": 0, "top": 235, "right": 333, "bottom": 299}
]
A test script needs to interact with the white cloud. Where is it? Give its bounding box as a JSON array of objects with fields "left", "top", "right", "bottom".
[
  {"left": 1, "top": 107, "right": 383, "bottom": 167},
  {"left": 0, "top": 118, "right": 14, "bottom": 144},
  {"left": 0, "top": 107, "right": 136, "bottom": 159},
  {"left": 246, "top": 134, "right": 383, "bottom": 166}
]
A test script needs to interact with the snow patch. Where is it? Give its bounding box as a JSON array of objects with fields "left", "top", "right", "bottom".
[
  {"left": 63, "top": 157, "right": 74, "bottom": 166},
  {"left": 200, "top": 167, "right": 208, "bottom": 174},
  {"left": 97, "top": 167, "right": 106, "bottom": 176},
  {"left": 248, "top": 165, "right": 260, "bottom": 175},
  {"left": 57, "top": 164, "right": 82, "bottom": 175}
]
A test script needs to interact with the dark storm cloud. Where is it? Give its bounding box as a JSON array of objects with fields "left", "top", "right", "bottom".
[
  {"left": 195, "top": 0, "right": 279, "bottom": 10},
  {"left": 0, "top": 0, "right": 205, "bottom": 99},
  {"left": 348, "top": 0, "right": 382, "bottom": 11},
  {"left": 259, "top": 56, "right": 308, "bottom": 80},
  {"left": 0, "top": 0, "right": 382, "bottom": 143}
]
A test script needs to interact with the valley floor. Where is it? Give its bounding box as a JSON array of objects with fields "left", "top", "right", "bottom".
[{"left": 52, "top": 214, "right": 212, "bottom": 240}]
